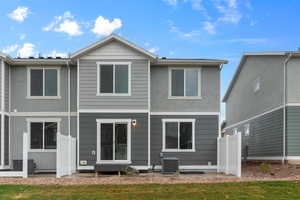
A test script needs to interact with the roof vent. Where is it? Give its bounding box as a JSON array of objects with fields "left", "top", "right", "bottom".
[
  {"left": 47, "top": 57, "right": 53, "bottom": 59},
  {"left": 29, "top": 56, "right": 34, "bottom": 59},
  {"left": 162, "top": 57, "right": 167, "bottom": 59},
  {"left": 56, "top": 57, "right": 62, "bottom": 59}
]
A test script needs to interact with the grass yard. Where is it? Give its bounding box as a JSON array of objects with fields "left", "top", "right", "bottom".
[{"left": 0, "top": 181, "right": 300, "bottom": 200}]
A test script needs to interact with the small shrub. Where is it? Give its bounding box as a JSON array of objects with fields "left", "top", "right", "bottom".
[{"left": 259, "top": 162, "right": 271, "bottom": 174}]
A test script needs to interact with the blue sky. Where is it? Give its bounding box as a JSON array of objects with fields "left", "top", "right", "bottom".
[{"left": 1, "top": 0, "right": 300, "bottom": 118}]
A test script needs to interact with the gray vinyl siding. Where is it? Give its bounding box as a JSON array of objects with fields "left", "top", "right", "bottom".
[
  {"left": 225, "top": 108, "right": 283, "bottom": 158},
  {"left": 79, "top": 59, "right": 149, "bottom": 110},
  {"left": 0, "top": 59, "right": 2, "bottom": 107},
  {"left": 150, "top": 115, "right": 218, "bottom": 166},
  {"left": 70, "top": 65, "right": 77, "bottom": 112},
  {"left": 79, "top": 113, "right": 148, "bottom": 166},
  {"left": 10, "top": 116, "right": 70, "bottom": 170},
  {"left": 151, "top": 66, "right": 220, "bottom": 112},
  {"left": 4, "top": 115, "right": 9, "bottom": 165},
  {"left": 225, "top": 56, "right": 285, "bottom": 126},
  {"left": 10, "top": 66, "right": 70, "bottom": 112},
  {"left": 287, "top": 58, "right": 300, "bottom": 103},
  {"left": 286, "top": 106, "right": 300, "bottom": 156}
]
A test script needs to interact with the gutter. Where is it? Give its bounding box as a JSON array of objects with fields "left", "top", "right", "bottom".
[{"left": 283, "top": 53, "right": 292, "bottom": 164}]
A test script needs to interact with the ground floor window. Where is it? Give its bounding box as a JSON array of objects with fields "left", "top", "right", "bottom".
[
  {"left": 162, "top": 119, "right": 195, "bottom": 152},
  {"left": 96, "top": 119, "right": 131, "bottom": 163},
  {"left": 27, "top": 119, "right": 60, "bottom": 151}
]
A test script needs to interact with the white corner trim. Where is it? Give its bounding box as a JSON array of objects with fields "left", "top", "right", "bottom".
[
  {"left": 1, "top": 59, "right": 5, "bottom": 166},
  {"left": 77, "top": 59, "right": 80, "bottom": 169},
  {"left": 151, "top": 112, "right": 220, "bottom": 116},
  {"left": 147, "top": 60, "right": 151, "bottom": 168},
  {"left": 162, "top": 118, "right": 196, "bottom": 152},
  {"left": 224, "top": 105, "right": 284, "bottom": 130},
  {"left": 96, "top": 62, "right": 131, "bottom": 96},
  {"left": 79, "top": 109, "right": 149, "bottom": 113}
]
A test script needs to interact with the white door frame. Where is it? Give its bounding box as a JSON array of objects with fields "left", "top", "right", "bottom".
[{"left": 96, "top": 119, "right": 131, "bottom": 164}]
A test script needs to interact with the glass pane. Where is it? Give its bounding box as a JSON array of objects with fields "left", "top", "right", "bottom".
[
  {"left": 101, "top": 123, "right": 113, "bottom": 160},
  {"left": 44, "top": 122, "right": 57, "bottom": 149},
  {"left": 100, "top": 65, "right": 113, "bottom": 93},
  {"left": 45, "top": 69, "right": 58, "bottom": 96},
  {"left": 185, "top": 69, "right": 199, "bottom": 96},
  {"left": 30, "top": 122, "right": 43, "bottom": 149},
  {"left": 115, "top": 65, "right": 128, "bottom": 94},
  {"left": 165, "top": 122, "right": 178, "bottom": 149},
  {"left": 115, "top": 123, "right": 127, "bottom": 160},
  {"left": 180, "top": 122, "right": 193, "bottom": 149},
  {"left": 171, "top": 70, "right": 184, "bottom": 96},
  {"left": 30, "top": 69, "right": 43, "bottom": 96}
]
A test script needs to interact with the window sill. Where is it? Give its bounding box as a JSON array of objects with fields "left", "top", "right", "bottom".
[
  {"left": 28, "top": 149, "right": 56, "bottom": 153},
  {"left": 96, "top": 161, "right": 132, "bottom": 164},
  {"left": 168, "top": 96, "right": 202, "bottom": 100},
  {"left": 96, "top": 93, "right": 131, "bottom": 97},
  {"left": 162, "top": 149, "right": 196, "bottom": 153},
  {"left": 26, "top": 96, "right": 61, "bottom": 100}
]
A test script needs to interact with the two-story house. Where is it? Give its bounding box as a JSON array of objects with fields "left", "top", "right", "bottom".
[
  {"left": 223, "top": 52, "right": 300, "bottom": 163},
  {"left": 0, "top": 34, "right": 227, "bottom": 174}
]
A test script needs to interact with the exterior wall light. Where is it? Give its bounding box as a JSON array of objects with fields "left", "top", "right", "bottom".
[{"left": 132, "top": 119, "right": 137, "bottom": 127}]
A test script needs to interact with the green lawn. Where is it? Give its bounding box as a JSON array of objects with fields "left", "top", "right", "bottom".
[{"left": 0, "top": 181, "right": 299, "bottom": 200}]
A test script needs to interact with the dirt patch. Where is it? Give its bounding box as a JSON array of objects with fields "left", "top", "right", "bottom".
[{"left": 0, "top": 163, "right": 299, "bottom": 185}]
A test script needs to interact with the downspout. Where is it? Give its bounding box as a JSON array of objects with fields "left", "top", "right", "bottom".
[{"left": 283, "top": 53, "right": 292, "bottom": 164}]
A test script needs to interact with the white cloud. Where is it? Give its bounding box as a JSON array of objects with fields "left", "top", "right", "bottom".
[
  {"left": 225, "top": 38, "right": 268, "bottom": 44},
  {"left": 43, "top": 11, "right": 82, "bottom": 36},
  {"left": 91, "top": 16, "right": 122, "bottom": 36},
  {"left": 8, "top": 7, "right": 29, "bottom": 22},
  {"left": 168, "top": 20, "right": 201, "bottom": 39},
  {"left": 203, "top": 21, "right": 216, "bottom": 34},
  {"left": 169, "top": 51, "right": 175, "bottom": 56},
  {"left": 1, "top": 44, "right": 19, "bottom": 54},
  {"left": 215, "top": 0, "right": 242, "bottom": 24},
  {"left": 188, "top": 0, "right": 204, "bottom": 11},
  {"left": 148, "top": 47, "right": 159, "bottom": 53},
  {"left": 17, "top": 43, "right": 36, "bottom": 58},
  {"left": 163, "top": 0, "right": 177, "bottom": 6},
  {"left": 46, "top": 50, "right": 68, "bottom": 58}
]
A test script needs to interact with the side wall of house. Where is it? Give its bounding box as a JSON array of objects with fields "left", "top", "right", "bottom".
[
  {"left": 225, "top": 56, "right": 285, "bottom": 126},
  {"left": 225, "top": 108, "right": 283, "bottom": 159}
]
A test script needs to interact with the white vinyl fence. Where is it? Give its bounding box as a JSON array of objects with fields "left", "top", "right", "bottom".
[
  {"left": 217, "top": 133, "right": 242, "bottom": 177},
  {"left": 56, "top": 133, "right": 77, "bottom": 178}
]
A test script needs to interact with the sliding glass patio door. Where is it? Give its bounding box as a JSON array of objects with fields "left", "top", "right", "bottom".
[{"left": 97, "top": 119, "right": 131, "bottom": 163}]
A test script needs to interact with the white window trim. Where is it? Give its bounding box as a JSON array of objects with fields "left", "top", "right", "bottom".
[
  {"left": 168, "top": 67, "right": 202, "bottom": 99},
  {"left": 26, "top": 118, "right": 61, "bottom": 152},
  {"left": 96, "top": 119, "right": 132, "bottom": 164},
  {"left": 162, "top": 118, "right": 196, "bottom": 152},
  {"left": 27, "top": 66, "right": 61, "bottom": 99},
  {"left": 96, "top": 62, "right": 131, "bottom": 96}
]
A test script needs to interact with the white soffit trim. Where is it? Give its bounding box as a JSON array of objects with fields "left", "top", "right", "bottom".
[
  {"left": 10, "top": 112, "right": 77, "bottom": 117},
  {"left": 150, "top": 112, "right": 220, "bottom": 116},
  {"left": 224, "top": 105, "right": 284, "bottom": 130},
  {"left": 79, "top": 109, "right": 149, "bottom": 113}
]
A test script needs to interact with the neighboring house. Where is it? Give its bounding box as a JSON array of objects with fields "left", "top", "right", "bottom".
[
  {"left": 223, "top": 51, "right": 300, "bottom": 163},
  {"left": 0, "top": 34, "right": 227, "bottom": 174}
]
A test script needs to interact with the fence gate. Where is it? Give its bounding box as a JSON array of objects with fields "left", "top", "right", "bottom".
[
  {"left": 217, "top": 133, "right": 242, "bottom": 177},
  {"left": 56, "top": 133, "right": 77, "bottom": 178}
]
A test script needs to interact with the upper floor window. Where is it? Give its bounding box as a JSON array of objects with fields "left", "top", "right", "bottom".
[
  {"left": 169, "top": 68, "right": 201, "bottom": 99},
  {"left": 27, "top": 67, "right": 60, "bottom": 99},
  {"left": 97, "top": 62, "right": 131, "bottom": 96},
  {"left": 162, "top": 119, "right": 195, "bottom": 152}
]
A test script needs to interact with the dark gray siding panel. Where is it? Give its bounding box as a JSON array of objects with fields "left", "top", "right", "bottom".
[
  {"left": 151, "top": 115, "right": 218, "bottom": 166},
  {"left": 226, "top": 108, "right": 283, "bottom": 158},
  {"left": 5, "top": 63, "right": 9, "bottom": 112},
  {"left": 286, "top": 106, "right": 300, "bottom": 156},
  {"left": 79, "top": 113, "right": 148, "bottom": 166},
  {"left": 4, "top": 115, "right": 9, "bottom": 165}
]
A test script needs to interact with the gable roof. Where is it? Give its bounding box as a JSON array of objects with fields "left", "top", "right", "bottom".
[
  {"left": 222, "top": 51, "right": 292, "bottom": 102},
  {"left": 71, "top": 34, "right": 157, "bottom": 60}
]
